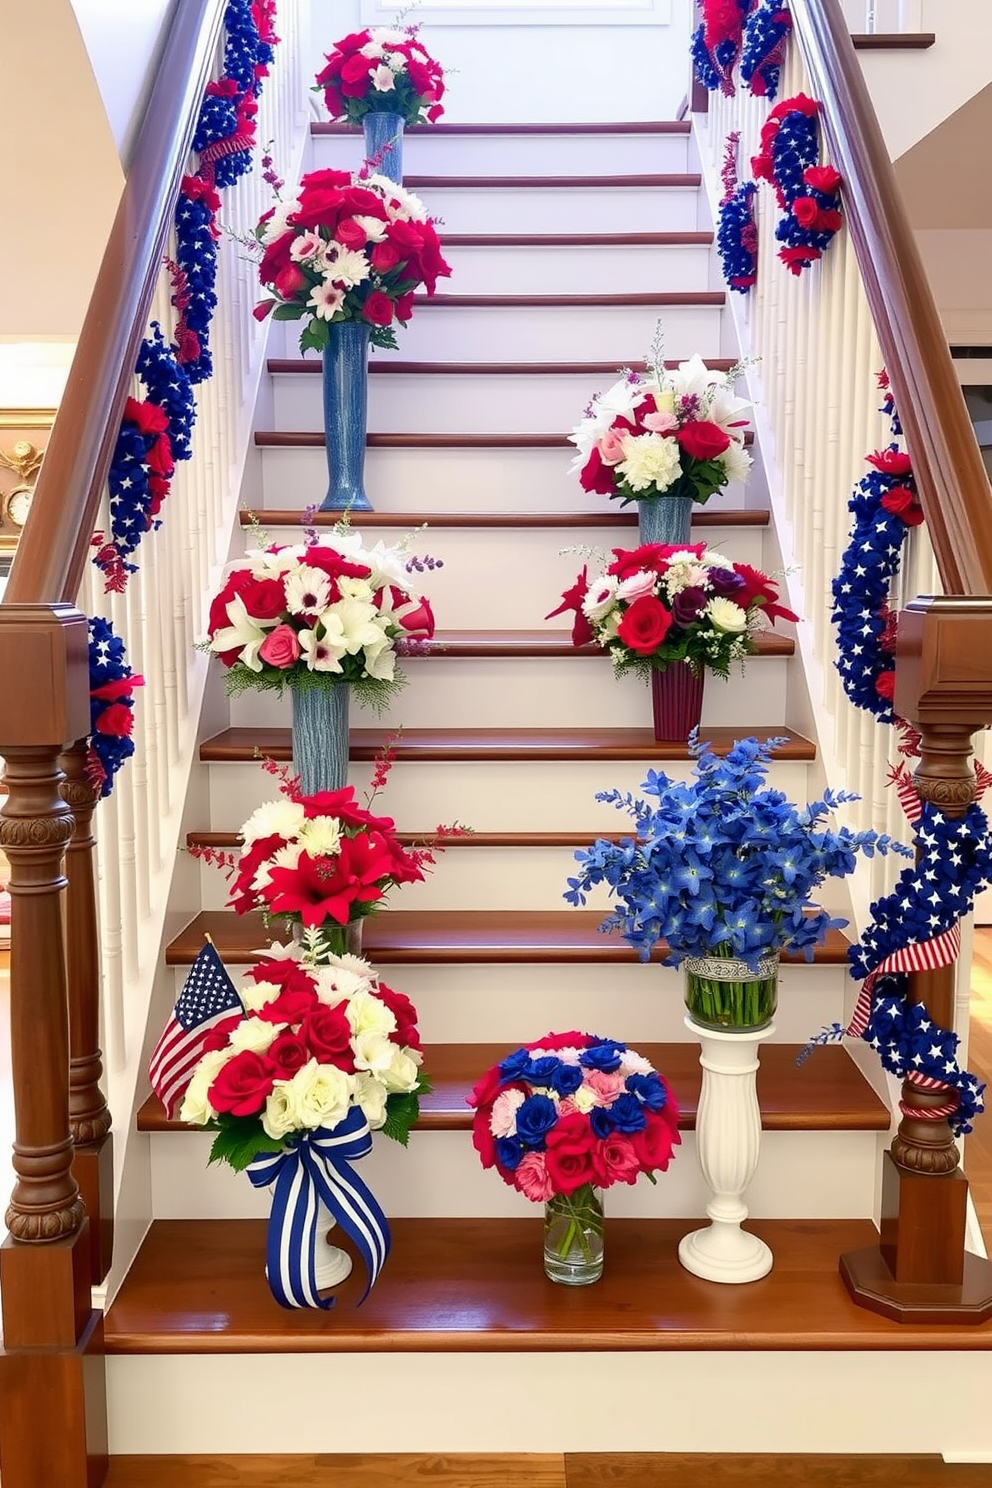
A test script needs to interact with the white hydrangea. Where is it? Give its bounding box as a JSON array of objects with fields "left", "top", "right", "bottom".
[
  {"left": 616, "top": 433, "right": 682, "bottom": 495},
  {"left": 706, "top": 596, "right": 748, "bottom": 633}
]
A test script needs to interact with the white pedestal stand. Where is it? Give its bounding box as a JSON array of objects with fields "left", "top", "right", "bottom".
[
  {"left": 678, "top": 1015, "right": 775, "bottom": 1284},
  {"left": 314, "top": 1207, "right": 353, "bottom": 1291}
]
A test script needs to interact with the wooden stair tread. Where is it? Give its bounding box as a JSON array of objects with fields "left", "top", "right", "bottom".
[
  {"left": 137, "top": 1042, "right": 889, "bottom": 1134},
  {"left": 254, "top": 430, "right": 749, "bottom": 449},
  {"left": 313, "top": 120, "right": 693, "bottom": 136},
  {"left": 851, "top": 32, "right": 936, "bottom": 49},
  {"left": 399, "top": 174, "right": 702, "bottom": 189},
  {"left": 199, "top": 724, "right": 815, "bottom": 764},
  {"left": 164, "top": 909, "right": 848, "bottom": 966},
  {"left": 239, "top": 508, "right": 768, "bottom": 527},
  {"left": 269, "top": 356, "right": 733, "bottom": 375},
  {"left": 103, "top": 1216, "right": 992, "bottom": 1354}
]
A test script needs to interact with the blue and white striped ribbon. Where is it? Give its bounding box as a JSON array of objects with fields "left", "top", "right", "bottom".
[{"left": 247, "top": 1107, "right": 390, "bottom": 1310}]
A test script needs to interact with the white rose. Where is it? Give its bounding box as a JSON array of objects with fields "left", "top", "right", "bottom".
[
  {"left": 228, "top": 1016, "right": 281, "bottom": 1055},
  {"left": 353, "top": 1071, "right": 389, "bottom": 1129},
  {"left": 288, "top": 1059, "right": 355, "bottom": 1131},
  {"left": 241, "top": 978, "right": 283, "bottom": 1013},
  {"left": 346, "top": 989, "right": 397, "bottom": 1038},
  {"left": 572, "top": 1085, "right": 598, "bottom": 1114},
  {"left": 353, "top": 214, "right": 388, "bottom": 243},
  {"left": 381, "top": 1047, "right": 420, "bottom": 1094},
  {"left": 262, "top": 1081, "right": 300, "bottom": 1142},
  {"left": 706, "top": 596, "right": 748, "bottom": 634},
  {"left": 337, "top": 576, "right": 374, "bottom": 602},
  {"left": 352, "top": 1031, "right": 397, "bottom": 1075},
  {"left": 179, "top": 1049, "right": 232, "bottom": 1126}
]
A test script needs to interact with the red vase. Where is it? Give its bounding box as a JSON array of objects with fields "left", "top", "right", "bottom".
[{"left": 651, "top": 664, "right": 704, "bottom": 743}]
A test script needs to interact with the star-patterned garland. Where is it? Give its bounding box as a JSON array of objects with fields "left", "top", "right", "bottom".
[
  {"left": 690, "top": 0, "right": 752, "bottom": 96},
  {"left": 740, "top": 1, "right": 792, "bottom": 100},
  {"left": 751, "top": 94, "right": 844, "bottom": 274},
  {"left": 716, "top": 132, "right": 758, "bottom": 294},
  {"left": 86, "top": 618, "right": 144, "bottom": 799}
]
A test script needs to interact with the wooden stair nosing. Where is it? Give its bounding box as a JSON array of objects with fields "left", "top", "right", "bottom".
[
  {"left": 239, "top": 509, "right": 770, "bottom": 529},
  {"left": 851, "top": 32, "right": 936, "bottom": 49},
  {"left": 164, "top": 909, "right": 848, "bottom": 967},
  {"left": 312, "top": 120, "right": 694, "bottom": 136},
  {"left": 400, "top": 174, "right": 703, "bottom": 190},
  {"left": 198, "top": 724, "right": 816, "bottom": 766},
  {"left": 268, "top": 356, "right": 734, "bottom": 376},
  {"left": 252, "top": 431, "right": 751, "bottom": 450},
  {"left": 104, "top": 1216, "right": 992, "bottom": 1354},
  {"left": 136, "top": 1042, "right": 890, "bottom": 1135},
  {"left": 410, "top": 292, "right": 725, "bottom": 308}
]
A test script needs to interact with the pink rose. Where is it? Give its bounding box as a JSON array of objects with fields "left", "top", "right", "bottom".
[
  {"left": 515, "top": 1151, "right": 556, "bottom": 1203},
  {"left": 258, "top": 624, "right": 302, "bottom": 669},
  {"left": 585, "top": 1069, "right": 625, "bottom": 1105},
  {"left": 597, "top": 427, "right": 627, "bottom": 466},
  {"left": 643, "top": 410, "right": 679, "bottom": 436},
  {"left": 593, "top": 1135, "right": 641, "bottom": 1187},
  {"left": 556, "top": 1098, "right": 578, "bottom": 1119},
  {"left": 615, "top": 570, "right": 657, "bottom": 602}
]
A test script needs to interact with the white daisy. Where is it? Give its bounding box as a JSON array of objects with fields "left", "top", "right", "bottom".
[
  {"left": 307, "top": 282, "right": 345, "bottom": 320},
  {"left": 299, "top": 626, "right": 346, "bottom": 672},
  {"left": 284, "top": 565, "right": 332, "bottom": 616},
  {"left": 323, "top": 244, "right": 370, "bottom": 289},
  {"left": 581, "top": 575, "right": 620, "bottom": 622}
]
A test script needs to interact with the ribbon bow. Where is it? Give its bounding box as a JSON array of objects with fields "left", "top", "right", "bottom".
[{"left": 248, "top": 1107, "right": 390, "bottom": 1310}]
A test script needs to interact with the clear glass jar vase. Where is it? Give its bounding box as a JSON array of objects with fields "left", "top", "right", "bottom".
[
  {"left": 683, "top": 954, "right": 779, "bottom": 1032},
  {"left": 543, "top": 1183, "right": 604, "bottom": 1286}
]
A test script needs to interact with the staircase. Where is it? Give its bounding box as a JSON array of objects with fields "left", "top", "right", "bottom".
[{"left": 93, "top": 114, "right": 992, "bottom": 1461}]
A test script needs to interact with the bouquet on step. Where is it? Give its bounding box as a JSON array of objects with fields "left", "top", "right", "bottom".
[
  {"left": 253, "top": 168, "right": 450, "bottom": 352},
  {"left": 569, "top": 353, "right": 752, "bottom": 505},
  {"left": 315, "top": 26, "right": 445, "bottom": 125},
  {"left": 205, "top": 530, "right": 435, "bottom": 702},
  {"left": 547, "top": 542, "right": 797, "bottom": 679}
]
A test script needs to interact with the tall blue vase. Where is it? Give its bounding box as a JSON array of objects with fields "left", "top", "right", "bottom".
[
  {"left": 637, "top": 495, "right": 694, "bottom": 547},
  {"left": 321, "top": 321, "right": 372, "bottom": 512},
  {"left": 363, "top": 110, "right": 404, "bottom": 184},
  {"left": 291, "top": 683, "right": 349, "bottom": 795}
]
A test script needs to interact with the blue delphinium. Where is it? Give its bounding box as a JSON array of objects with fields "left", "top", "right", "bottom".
[{"left": 566, "top": 734, "right": 911, "bottom": 971}]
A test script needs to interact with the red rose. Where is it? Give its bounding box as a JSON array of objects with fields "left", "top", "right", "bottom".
[
  {"left": 676, "top": 419, "right": 731, "bottom": 462},
  {"left": 335, "top": 218, "right": 368, "bottom": 250},
  {"left": 266, "top": 1031, "right": 310, "bottom": 1078},
  {"left": 200, "top": 1013, "right": 243, "bottom": 1054},
  {"left": 258, "top": 624, "right": 302, "bottom": 669},
  {"left": 256, "top": 986, "right": 319, "bottom": 1025},
  {"left": 258, "top": 231, "right": 295, "bottom": 285},
  {"left": 301, "top": 1002, "right": 355, "bottom": 1072},
  {"left": 804, "top": 164, "right": 842, "bottom": 195},
  {"left": 339, "top": 53, "right": 375, "bottom": 98},
  {"left": 95, "top": 702, "right": 134, "bottom": 737},
  {"left": 579, "top": 446, "right": 617, "bottom": 496},
  {"left": 472, "top": 1112, "right": 497, "bottom": 1169},
  {"left": 240, "top": 577, "right": 286, "bottom": 622},
  {"left": 274, "top": 264, "right": 305, "bottom": 299},
  {"left": 371, "top": 240, "right": 403, "bottom": 274},
  {"left": 815, "top": 209, "right": 843, "bottom": 234},
  {"left": 875, "top": 669, "right": 896, "bottom": 701},
  {"left": 208, "top": 1050, "right": 277, "bottom": 1118},
  {"left": 398, "top": 597, "right": 434, "bottom": 638},
  {"left": 544, "top": 1112, "right": 598, "bottom": 1195},
  {"left": 880, "top": 485, "right": 924, "bottom": 527},
  {"left": 631, "top": 1110, "right": 680, "bottom": 1173},
  {"left": 792, "top": 195, "right": 821, "bottom": 230},
  {"left": 407, "top": 60, "right": 435, "bottom": 99},
  {"left": 362, "top": 290, "right": 395, "bottom": 327},
  {"left": 377, "top": 982, "right": 421, "bottom": 1049},
  {"left": 616, "top": 595, "right": 673, "bottom": 656},
  {"left": 592, "top": 1134, "right": 642, "bottom": 1187}
]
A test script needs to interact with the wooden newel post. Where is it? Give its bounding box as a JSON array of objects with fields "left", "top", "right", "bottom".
[
  {"left": 0, "top": 605, "right": 108, "bottom": 1488},
  {"left": 841, "top": 596, "right": 992, "bottom": 1323},
  {"left": 61, "top": 739, "right": 115, "bottom": 1286}
]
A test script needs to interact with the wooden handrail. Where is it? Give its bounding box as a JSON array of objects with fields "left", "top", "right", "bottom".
[
  {"left": 3, "top": 0, "right": 226, "bottom": 608},
  {"left": 789, "top": 0, "right": 992, "bottom": 596}
]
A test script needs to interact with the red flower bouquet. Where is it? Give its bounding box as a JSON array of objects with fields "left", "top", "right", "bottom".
[
  {"left": 253, "top": 168, "right": 450, "bottom": 353},
  {"left": 315, "top": 26, "right": 445, "bottom": 127}
]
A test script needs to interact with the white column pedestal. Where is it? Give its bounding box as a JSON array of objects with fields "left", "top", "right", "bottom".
[{"left": 678, "top": 1015, "right": 775, "bottom": 1285}]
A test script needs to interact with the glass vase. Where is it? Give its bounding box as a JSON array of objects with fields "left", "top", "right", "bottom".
[
  {"left": 683, "top": 954, "right": 779, "bottom": 1033},
  {"left": 543, "top": 1183, "right": 604, "bottom": 1286},
  {"left": 290, "top": 919, "right": 364, "bottom": 960},
  {"left": 290, "top": 681, "right": 349, "bottom": 795},
  {"left": 363, "top": 110, "right": 404, "bottom": 183},
  {"left": 651, "top": 663, "right": 704, "bottom": 742},
  {"left": 321, "top": 321, "right": 372, "bottom": 512},
  {"left": 637, "top": 494, "right": 693, "bottom": 547}
]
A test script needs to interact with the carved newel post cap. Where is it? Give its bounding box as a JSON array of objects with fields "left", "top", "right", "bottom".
[{"left": 0, "top": 605, "right": 90, "bottom": 748}]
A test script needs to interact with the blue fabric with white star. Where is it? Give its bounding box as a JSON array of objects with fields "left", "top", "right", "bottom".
[
  {"left": 717, "top": 181, "right": 758, "bottom": 293},
  {"left": 173, "top": 189, "right": 219, "bottom": 385},
  {"left": 740, "top": 1, "right": 792, "bottom": 101},
  {"left": 87, "top": 617, "right": 139, "bottom": 798},
  {"left": 192, "top": 0, "right": 273, "bottom": 189}
]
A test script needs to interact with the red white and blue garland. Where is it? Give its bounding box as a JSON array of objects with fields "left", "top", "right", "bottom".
[
  {"left": 690, "top": 0, "right": 752, "bottom": 95},
  {"left": 751, "top": 94, "right": 844, "bottom": 275},
  {"left": 716, "top": 132, "right": 758, "bottom": 294},
  {"left": 87, "top": 618, "right": 144, "bottom": 799},
  {"left": 740, "top": 1, "right": 792, "bottom": 100}
]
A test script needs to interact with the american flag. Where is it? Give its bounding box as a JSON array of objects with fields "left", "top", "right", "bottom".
[{"left": 149, "top": 941, "right": 243, "bottom": 1119}]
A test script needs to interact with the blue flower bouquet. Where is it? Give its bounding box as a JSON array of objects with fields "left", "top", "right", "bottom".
[{"left": 566, "top": 735, "right": 910, "bottom": 1031}]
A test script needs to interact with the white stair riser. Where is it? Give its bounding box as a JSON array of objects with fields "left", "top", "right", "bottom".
[
  {"left": 272, "top": 358, "right": 724, "bottom": 434},
  {"left": 310, "top": 132, "right": 690, "bottom": 176},
  {"left": 442, "top": 242, "right": 713, "bottom": 296},
  {"left": 236, "top": 523, "right": 769, "bottom": 629},
  {"left": 148, "top": 1129, "right": 879, "bottom": 1221},
  {"left": 274, "top": 300, "right": 722, "bottom": 362},
  {"left": 414, "top": 184, "right": 701, "bottom": 234},
  {"left": 106, "top": 1353, "right": 991, "bottom": 1456},
  {"left": 258, "top": 444, "right": 758, "bottom": 514},
  {"left": 227, "top": 655, "right": 790, "bottom": 731},
  {"left": 171, "top": 962, "right": 848, "bottom": 1047},
  {"left": 207, "top": 758, "right": 815, "bottom": 834}
]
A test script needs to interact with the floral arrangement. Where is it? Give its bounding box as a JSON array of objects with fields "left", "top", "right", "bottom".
[
  {"left": 565, "top": 735, "right": 909, "bottom": 969},
  {"left": 740, "top": 1, "right": 792, "bottom": 100},
  {"left": 690, "top": 0, "right": 752, "bottom": 95},
  {"left": 547, "top": 543, "right": 797, "bottom": 681},
  {"left": 253, "top": 168, "right": 450, "bottom": 354},
  {"left": 205, "top": 529, "right": 435, "bottom": 701},
  {"left": 86, "top": 618, "right": 144, "bottom": 798},
  {"left": 716, "top": 133, "right": 758, "bottom": 294},
  {"left": 315, "top": 26, "right": 445, "bottom": 126},
  {"left": 468, "top": 1032, "right": 680, "bottom": 1203},
  {"left": 568, "top": 351, "right": 752, "bottom": 506},
  {"left": 178, "top": 936, "right": 427, "bottom": 1169},
  {"left": 751, "top": 94, "right": 843, "bottom": 275}
]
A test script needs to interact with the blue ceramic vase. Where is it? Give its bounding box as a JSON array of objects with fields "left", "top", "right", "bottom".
[
  {"left": 363, "top": 110, "right": 404, "bottom": 184},
  {"left": 290, "top": 682, "right": 349, "bottom": 795},
  {"left": 637, "top": 495, "right": 694, "bottom": 547},
  {"left": 321, "top": 321, "right": 372, "bottom": 512}
]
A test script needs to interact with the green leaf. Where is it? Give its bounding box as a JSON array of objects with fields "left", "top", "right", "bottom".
[
  {"left": 272, "top": 303, "right": 305, "bottom": 321},
  {"left": 381, "top": 1088, "right": 422, "bottom": 1147},
  {"left": 207, "top": 1117, "right": 285, "bottom": 1173},
  {"left": 300, "top": 319, "right": 329, "bottom": 355}
]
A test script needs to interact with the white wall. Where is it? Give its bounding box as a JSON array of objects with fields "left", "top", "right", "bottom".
[
  {"left": 310, "top": 0, "right": 692, "bottom": 123},
  {"left": 68, "top": 0, "right": 176, "bottom": 164},
  {"left": 915, "top": 230, "right": 992, "bottom": 345}
]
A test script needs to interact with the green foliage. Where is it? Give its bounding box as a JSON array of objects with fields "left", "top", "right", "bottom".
[
  {"left": 273, "top": 303, "right": 305, "bottom": 321},
  {"left": 299, "top": 319, "right": 329, "bottom": 355},
  {"left": 207, "top": 1116, "right": 285, "bottom": 1173},
  {"left": 380, "top": 1073, "right": 433, "bottom": 1148}
]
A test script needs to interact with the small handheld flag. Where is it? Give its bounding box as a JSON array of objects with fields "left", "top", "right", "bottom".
[{"left": 149, "top": 940, "right": 243, "bottom": 1118}]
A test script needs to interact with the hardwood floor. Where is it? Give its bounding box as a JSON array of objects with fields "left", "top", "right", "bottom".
[
  {"left": 966, "top": 928, "right": 992, "bottom": 1240},
  {"left": 101, "top": 1455, "right": 992, "bottom": 1486}
]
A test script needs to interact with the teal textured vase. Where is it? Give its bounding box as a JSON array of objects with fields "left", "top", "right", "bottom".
[
  {"left": 290, "top": 683, "right": 349, "bottom": 795},
  {"left": 637, "top": 495, "right": 693, "bottom": 547},
  {"left": 363, "top": 110, "right": 404, "bottom": 183},
  {"left": 321, "top": 321, "right": 372, "bottom": 512}
]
